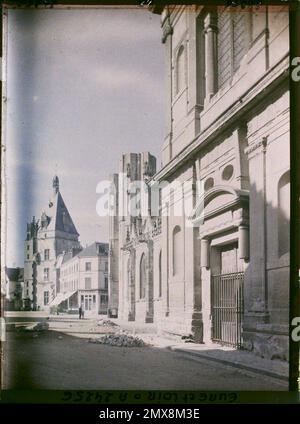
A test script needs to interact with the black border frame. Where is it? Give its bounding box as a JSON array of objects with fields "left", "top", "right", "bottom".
[{"left": 0, "top": 0, "right": 299, "bottom": 402}]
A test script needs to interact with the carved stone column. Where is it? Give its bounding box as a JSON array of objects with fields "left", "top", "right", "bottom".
[
  {"left": 204, "top": 12, "right": 218, "bottom": 101},
  {"left": 128, "top": 249, "right": 136, "bottom": 321},
  {"left": 238, "top": 225, "right": 249, "bottom": 260},
  {"left": 201, "top": 238, "right": 210, "bottom": 268},
  {"left": 145, "top": 240, "right": 154, "bottom": 323}
]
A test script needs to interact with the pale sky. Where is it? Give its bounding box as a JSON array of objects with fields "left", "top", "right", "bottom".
[{"left": 5, "top": 8, "right": 165, "bottom": 267}]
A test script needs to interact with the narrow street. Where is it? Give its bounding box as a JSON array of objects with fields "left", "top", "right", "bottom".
[{"left": 4, "top": 315, "right": 287, "bottom": 391}]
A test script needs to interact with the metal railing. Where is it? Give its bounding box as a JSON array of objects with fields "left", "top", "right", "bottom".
[{"left": 211, "top": 271, "right": 244, "bottom": 348}]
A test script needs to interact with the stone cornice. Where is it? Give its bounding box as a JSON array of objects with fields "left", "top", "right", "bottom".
[{"left": 199, "top": 217, "right": 249, "bottom": 239}]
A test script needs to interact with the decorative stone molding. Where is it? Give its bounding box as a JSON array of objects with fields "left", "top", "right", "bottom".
[
  {"left": 151, "top": 216, "right": 162, "bottom": 237},
  {"left": 244, "top": 137, "right": 268, "bottom": 159},
  {"left": 203, "top": 12, "right": 218, "bottom": 33},
  {"left": 162, "top": 18, "right": 173, "bottom": 44},
  {"left": 199, "top": 215, "right": 249, "bottom": 239}
]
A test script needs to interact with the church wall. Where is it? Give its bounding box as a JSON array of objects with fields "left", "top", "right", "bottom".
[
  {"left": 158, "top": 165, "right": 200, "bottom": 335},
  {"left": 152, "top": 235, "right": 163, "bottom": 329},
  {"left": 117, "top": 223, "right": 128, "bottom": 321},
  {"left": 108, "top": 173, "right": 119, "bottom": 316},
  {"left": 110, "top": 5, "right": 290, "bottom": 360},
  {"left": 243, "top": 84, "right": 289, "bottom": 359},
  {"left": 268, "top": 7, "right": 289, "bottom": 68},
  {"left": 162, "top": 6, "right": 289, "bottom": 168},
  {"left": 134, "top": 244, "right": 148, "bottom": 322}
]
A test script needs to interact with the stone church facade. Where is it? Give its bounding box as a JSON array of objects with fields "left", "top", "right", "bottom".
[{"left": 109, "top": 5, "right": 290, "bottom": 360}]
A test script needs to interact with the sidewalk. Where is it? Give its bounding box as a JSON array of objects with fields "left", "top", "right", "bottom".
[
  {"left": 166, "top": 343, "right": 288, "bottom": 382},
  {"left": 110, "top": 318, "right": 289, "bottom": 382}
]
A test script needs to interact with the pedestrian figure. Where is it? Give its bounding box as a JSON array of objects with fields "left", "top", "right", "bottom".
[{"left": 79, "top": 306, "right": 82, "bottom": 319}]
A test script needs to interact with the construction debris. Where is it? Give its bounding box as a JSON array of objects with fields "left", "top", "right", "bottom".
[
  {"left": 89, "top": 333, "right": 145, "bottom": 347},
  {"left": 181, "top": 334, "right": 195, "bottom": 343},
  {"left": 21, "top": 322, "right": 49, "bottom": 332},
  {"left": 97, "top": 319, "right": 119, "bottom": 327}
]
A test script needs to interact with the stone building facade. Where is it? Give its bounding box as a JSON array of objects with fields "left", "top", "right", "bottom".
[
  {"left": 108, "top": 174, "right": 119, "bottom": 318},
  {"left": 54, "top": 242, "right": 109, "bottom": 316},
  {"left": 24, "top": 176, "right": 81, "bottom": 311},
  {"left": 110, "top": 5, "right": 290, "bottom": 360},
  {"left": 115, "top": 153, "right": 160, "bottom": 324}
]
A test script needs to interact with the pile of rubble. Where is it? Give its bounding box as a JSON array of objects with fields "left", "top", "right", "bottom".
[
  {"left": 181, "top": 334, "right": 195, "bottom": 343},
  {"left": 97, "top": 319, "right": 118, "bottom": 327},
  {"left": 21, "top": 322, "right": 49, "bottom": 332},
  {"left": 89, "top": 333, "right": 145, "bottom": 347}
]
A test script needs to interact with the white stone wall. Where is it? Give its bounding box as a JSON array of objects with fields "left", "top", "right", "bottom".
[{"left": 156, "top": 5, "right": 290, "bottom": 356}]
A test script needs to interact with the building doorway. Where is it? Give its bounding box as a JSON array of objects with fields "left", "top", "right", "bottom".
[
  {"left": 211, "top": 242, "right": 244, "bottom": 348},
  {"left": 80, "top": 293, "right": 97, "bottom": 317}
]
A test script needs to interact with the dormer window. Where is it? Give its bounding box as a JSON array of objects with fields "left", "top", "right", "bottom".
[{"left": 41, "top": 212, "right": 49, "bottom": 229}]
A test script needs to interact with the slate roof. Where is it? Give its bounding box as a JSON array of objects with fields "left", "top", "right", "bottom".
[
  {"left": 40, "top": 190, "right": 79, "bottom": 236},
  {"left": 61, "top": 247, "right": 83, "bottom": 264},
  {"left": 77, "top": 242, "right": 109, "bottom": 258},
  {"left": 6, "top": 267, "right": 24, "bottom": 282}
]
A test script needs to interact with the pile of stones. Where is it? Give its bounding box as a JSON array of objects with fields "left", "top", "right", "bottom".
[
  {"left": 181, "top": 334, "right": 195, "bottom": 343},
  {"left": 97, "top": 319, "right": 118, "bottom": 327},
  {"left": 89, "top": 333, "right": 145, "bottom": 347},
  {"left": 22, "top": 322, "right": 49, "bottom": 332}
]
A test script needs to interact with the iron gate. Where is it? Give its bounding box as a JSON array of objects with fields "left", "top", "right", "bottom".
[{"left": 211, "top": 271, "right": 244, "bottom": 348}]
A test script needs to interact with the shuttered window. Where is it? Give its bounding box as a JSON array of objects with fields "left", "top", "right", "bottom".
[
  {"left": 217, "top": 12, "right": 232, "bottom": 89},
  {"left": 217, "top": 11, "right": 248, "bottom": 89},
  {"left": 232, "top": 12, "right": 247, "bottom": 73}
]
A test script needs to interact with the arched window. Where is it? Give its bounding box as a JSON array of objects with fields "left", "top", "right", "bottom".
[
  {"left": 176, "top": 45, "right": 185, "bottom": 94},
  {"left": 140, "top": 253, "right": 146, "bottom": 299},
  {"left": 278, "top": 171, "right": 290, "bottom": 257},
  {"left": 173, "top": 226, "right": 182, "bottom": 276},
  {"left": 158, "top": 250, "right": 162, "bottom": 298}
]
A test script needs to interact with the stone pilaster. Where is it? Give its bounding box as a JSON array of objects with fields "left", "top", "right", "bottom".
[
  {"left": 145, "top": 240, "right": 154, "bottom": 323},
  {"left": 200, "top": 238, "right": 210, "bottom": 268},
  {"left": 243, "top": 138, "right": 270, "bottom": 332},
  {"left": 238, "top": 225, "right": 249, "bottom": 260},
  {"left": 128, "top": 249, "right": 136, "bottom": 321},
  {"left": 204, "top": 12, "right": 218, "bottom": 102}
]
